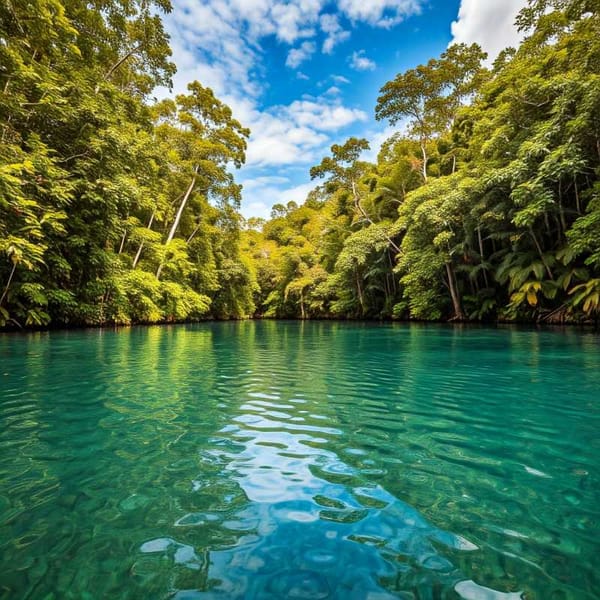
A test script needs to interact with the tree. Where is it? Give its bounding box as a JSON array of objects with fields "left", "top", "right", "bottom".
[{"left": 375, "top": 43, "right": 487, "bottom": 181}]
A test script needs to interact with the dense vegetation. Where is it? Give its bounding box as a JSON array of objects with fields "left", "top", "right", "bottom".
[
  {"left": 242, "top": 0, "right": 600, "bottom": 323},
  {"left": 1, "top": 0, "right": 256, "bottom": 327},
  {"left": 1, "top": 0, "right": 599, "bottom": 328}
]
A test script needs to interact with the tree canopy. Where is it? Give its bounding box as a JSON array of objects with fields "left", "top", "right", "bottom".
[
  {"left": 0, "top": 0, "right": 256, "bottom": 327},
  {"left": 240, "top": 2, "right": 600, "bottom": 324},
  {"left": 2, "top": 0, "right": 600, "bottom": 328}
]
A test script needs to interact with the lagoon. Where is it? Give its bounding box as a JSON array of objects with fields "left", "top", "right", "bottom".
[{"left": 0, "top": 322, "right": 598, "bottom": 599}]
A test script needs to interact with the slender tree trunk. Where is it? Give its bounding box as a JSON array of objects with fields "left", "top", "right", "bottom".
[
  {"left": 1, "top": 78, "right": 12, "bottom": 144},
  {"left": 420, "top": 141, "right": 428, "bottom": 182},
  {"left": 186, "top": 223, "right": 202, "bottom": 244},
  {"left": 118, "top": 229, "right": 127, "bottom": 255},
  {"left": 388, "top": 251, "right": 397, "bottom": 295},
  {"left": 384, "top": 272, "right": 390, "bottom": 305},
  {"left": 446, "top": 261, "right": 465, "bottom": 321},
  {"left": 529, "top": 229, "right": 554, "bottom": 280},
  {"left": 477, "top": 226, "right": 490, "bottom": 288},
  {"left": 557, "top": 181, "right": 567, "bottom": 238},
  {"left": 574, "top": 179, "right": 581, "bottom": 214},
  {"left": 104, "top": 44, "right": 143, "bottom": 81},
  {"left": 470, "top": 276, "right": 477, "bottom": 296},
  {"left": 132, "top": 210, "right": 156, "bottom": 269},
  {"left": 544, "top": 212, "right": 552, "bottom": 237},
  {"left": 157, "top": 167, "right": 198, "bottom": 279},
  {"left": 0, "top": 262, "right": 17, "bottom": 307},
  {"left": 300, "top": 290, "right": 305, "bottom": 320},
  {"left": 351, "top": 181, "right": 401, "bottom": 253},
  {"left": 355, "top": 267, "right": 365, "bottom": 315}
]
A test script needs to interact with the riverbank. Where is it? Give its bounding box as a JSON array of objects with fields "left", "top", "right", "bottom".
[{"left": 1, "top": 315, "right": 598, "bottom": 335}]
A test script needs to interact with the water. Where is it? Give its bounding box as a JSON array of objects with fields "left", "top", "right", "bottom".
[{"left": 0, "top": 322, "right": 598, "bottom": 600}]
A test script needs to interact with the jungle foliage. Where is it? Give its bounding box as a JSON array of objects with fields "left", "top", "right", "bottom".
[
  {"left": 2, "top": 0, "right": 600, "bottom": 328},
  {"left": 0, "top": 0, "right": 256, "bottom": 327},
  {"left": 242, "top": 0, "right": 600, "bottom": 324}
]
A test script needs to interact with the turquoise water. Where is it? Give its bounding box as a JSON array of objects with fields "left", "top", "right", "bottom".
[{"left": 0, "top": 322, "right": 599, "bottom": 600}]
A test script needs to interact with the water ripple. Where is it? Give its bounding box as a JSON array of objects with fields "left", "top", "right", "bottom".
[{"left": 0, "top": 322, "right": 599, "bottom": 599}]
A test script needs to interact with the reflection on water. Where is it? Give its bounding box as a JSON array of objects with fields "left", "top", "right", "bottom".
[{"left": 0, "top": 322, "right": 599, "bottom": 599}]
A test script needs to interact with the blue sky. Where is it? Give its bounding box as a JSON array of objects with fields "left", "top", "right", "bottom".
[{"left": 157, "top": 0, "right": 527, "bottom": 219}]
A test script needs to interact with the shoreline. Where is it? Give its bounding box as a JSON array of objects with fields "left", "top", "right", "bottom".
[{"left": 1, "top": 316, "right": 598, "bottom": 335}]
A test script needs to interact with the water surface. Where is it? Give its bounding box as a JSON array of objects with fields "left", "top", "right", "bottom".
[{"left": 0, "top": 322, "right": 598, "bottom": 599}]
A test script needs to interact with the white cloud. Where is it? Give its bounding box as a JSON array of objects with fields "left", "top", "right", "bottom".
[
  {"left": 245, "top": 96, "right": 367, "bottom": 167},
  {"left": 241, "top": 176, "right": 291, "bottom": 190},
  {"left": 338, "top": 0, "right": 423, "bottom": 27},
  {"left": 160, "top": 0, "right": 423, "bottom": 100},
  {"left": 332, "top": 74, "right": 351, "bottom": 84},
  {"left": 243, "top": 112, "right": 324, "bottom": 168},
  {"left": 349, "top": 50, "right": 376, "bottom": 71},
  {"left": 320, "top": 13, "right": 351, "bottom": 54},
  {"left": 286, "top": 41, "right": 317, "bottom": 68},
  {"left": 156, "top": 1, "right": 426, "bottom": 217},
  {"left": 279, "top": 182, "right": 317, "bottom": 205},
  {"left": 271, "top": 2, "right": 320, "bottom": 43},
  {"left": 451, "top": 0, "right": 528, "bottom": 62},
  {"left": 288, "top": 98, "right": 368, "bottom": 131}
]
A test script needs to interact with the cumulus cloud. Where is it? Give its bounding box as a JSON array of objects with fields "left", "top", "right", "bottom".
[
  {"left": 279, "top": 182, "right": 318, "bottom": 205},
  {"left": 160, "top": 0, "right": 424, "bottom": 99},
  {"left": 287, "top": 98, "right": 368, "bottom": 131},
  {"left": 332, "top": 74, "right": 351, "bottom": 84},
  {"left": 349, "top": 50, "right": 376, "bottom": 71},
  {"left": 241, "top": 176, "right": 291, "bottom": 190},
  {"left": 244, "top": 97, "right": 367, "bottom": 167},
  {"left": 451, "top": 0, "right": 528, "bottom": 62},
  {"left": 286, "top": 41, "right": 317, "bottom": 68},
  {"left": 361, "top": 125, "right": 399, "bottom": 162},
  {"left": 338, "top": 0, "right": 423, "bottom": 27},
  {"left": 157, "top": 0, "right": 425, "bottom": 216},
  {"left": 320, "top": 13, "right": 351, "bottom": 54}
]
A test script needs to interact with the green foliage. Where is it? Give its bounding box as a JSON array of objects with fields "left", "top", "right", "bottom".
[
  {"left": 242, "top": 3, "right": 600, "bottom": 324},
  {"left": 3, "top": 0, "right": 600, "bottom": 328},
  {"left": 0, "top": 0, "right": 255, "bottom": 328},
  {"left": 570, "top": 278, "right": 600, "bottom": 315}
]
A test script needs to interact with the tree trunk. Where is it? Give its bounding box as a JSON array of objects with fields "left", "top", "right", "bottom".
[
  {"left": 388, "top": 251, "right": 397, "bottom": 295},
  {"left": 477, "top": 226, "right": 489, "bottom": 288},
  {"left": 351, "top": 181, "right": 401, "bottom": 253},
  {"left": 557, "top": 181, "right": 567, "bottom": 238},
  {"left": 104, "top": 44, "right": 143, "bottom": 81},
  {"left": 446, "top": 261, "right": 465, "bottom": 321},
  {"left": 300, "top": 290, "right": 305, "bottom": 320},
  {"left": 0, "top": 261, "right": 17, "bottom": 307},
  {"left": 420, "top": 141, "right": 428, "bottom": 182},
  {"left": 574, "top": 179, "right": 581, "bottom": 214},
  {"left": 118, "top": 229, "right": 127, "bottom": 255},
  {"left": 529, "top": 229, "right": 554, "bottom": 280},
  {"left": 156, "top": 167, "right": 198, "bottom": 279},
  {"left": 355, "top": 267, "right": 365, "bottom": 315},
  {"left": 132, "top": 210, "right": 156, "bottom": 269},
  {"left": 186, "top": 223, "right": 202, "bottom": 244}
]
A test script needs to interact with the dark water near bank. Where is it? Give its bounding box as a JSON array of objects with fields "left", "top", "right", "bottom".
[{"left": 0, "top": 322, "right": 599, "bottom": 599}]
